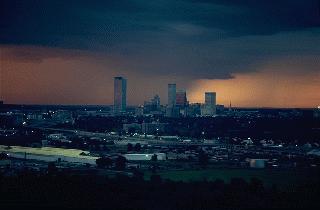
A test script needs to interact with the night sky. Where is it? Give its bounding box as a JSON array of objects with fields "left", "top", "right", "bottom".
[{"left": 1, "top": 0, "right": 320, "bottom": 107}]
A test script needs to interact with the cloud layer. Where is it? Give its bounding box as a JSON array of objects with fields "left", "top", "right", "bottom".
[{"left": 1, "top": 0, "right": 319, "bottom": 106}]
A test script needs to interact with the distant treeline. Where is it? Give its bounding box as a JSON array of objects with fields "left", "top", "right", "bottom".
[
  {"left": 75, "top": 116, "right": 320, "bottom": 142},
  {"left": 0, "top": 169, "right": 319, "bottom": 210}
]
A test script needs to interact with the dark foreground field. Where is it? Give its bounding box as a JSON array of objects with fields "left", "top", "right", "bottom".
[
  {"left": 144, "top": 168, "right": 319, "bottom": 189},
  {"left": 1, "top": 168, "right": 319, "bottom": 210}
]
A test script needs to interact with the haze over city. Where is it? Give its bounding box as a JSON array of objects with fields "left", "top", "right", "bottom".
[{"left": 1, "top": 0, "right": 320, "bottom": 107}]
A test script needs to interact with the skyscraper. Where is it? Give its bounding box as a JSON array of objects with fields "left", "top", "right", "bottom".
[
  {"left": 201, "top": 92, "right": 216, "bottom": 116},
  {"left": 114, "top": 77, "right": 127, "bottom": 113},
  {"left": 176, "top": 90, "right": 187, "bottom": 107},
  {"left": 151, "top": 94, "right": 161, "bottom": 108},
  {"left": 205, "top": 92, "right": 216, "bottom": 106},
  {"left": 168, "top": 84, "right": 176, "bottom": 107},
  {"left": 143, "top": 95, "right": 161, "bottom": 114}
]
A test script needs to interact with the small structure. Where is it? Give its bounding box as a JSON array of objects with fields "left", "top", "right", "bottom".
[
  {"left": 249, "top": 159, "right": 266, "bottom": 168},
  {"left": 0, "top": 159, "right": 11, "bottom": 168},
  {"left": 159, "top": 136, "right": 179, "bottom": 141},
  {"left": 307, "top": 149, "right": 320, "bottom": 156},
  {"left": 124, "top": 153, "right": 166, "bottom": 161},
  {"left": 0, "top": 152, "right": 11, "bottom": 168}
]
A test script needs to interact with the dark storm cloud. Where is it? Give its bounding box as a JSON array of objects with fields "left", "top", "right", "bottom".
[
  {"left": 191, "top": 0, "right": 320, "bottom": 33},
  {"left": 1, "top": 0, "right": 320, "bottom": 79}
]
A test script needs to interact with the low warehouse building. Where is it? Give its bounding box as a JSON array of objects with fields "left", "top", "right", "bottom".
[
  {"left": 249, "top": 159, "right": 266, "bottom": 168},
  {"left": 124, "top": 153, "right": 166, "bottom": 161}
]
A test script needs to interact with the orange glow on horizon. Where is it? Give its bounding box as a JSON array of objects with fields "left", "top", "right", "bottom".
[
  {"left": 1, "top": 45, "right": 319, "bottom": 108},
  {"left": 188, "top": 69, "right": 320, "bottom": 108}
]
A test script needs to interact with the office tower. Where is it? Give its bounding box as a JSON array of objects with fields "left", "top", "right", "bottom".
[
  {"left": 151, "top": 94, "right": 161, "bottom": 108},
  {"left": 187, "top": 103, "right": 201, "bottom": 117},
  {"left": 205, "top": 92, "right": 216, "bottom": 106},
  {"left": 168, "top": 84, "right": 176, "bottom": 107},
  {"left": 165, "top": 106, "right": 180, "bottom": 117},
  {"left": 176, "top": 90, "right": 187, "bottom": 107},
  {"left": 114, "top": 77, "right": 127, "bottom": 113},
  {"left": 201, "top": 92, "right": 216, "bottom": 116},
  {"left": 144, "top": 95, "right": 161, "bottom": 114}
]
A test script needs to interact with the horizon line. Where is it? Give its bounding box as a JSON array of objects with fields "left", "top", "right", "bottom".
[{"left": 0, "top": 103, "right": 317, "bottom": 110}]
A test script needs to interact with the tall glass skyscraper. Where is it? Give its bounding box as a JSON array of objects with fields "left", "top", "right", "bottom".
[
  {"left": 201, "top": 92, "right": 216, "bottom": 116},
  {"left": 114, "top": 77, "right": 126, "bottom": 113},
  {"left": 205, "top": 92, "right": 216, "bottom": 106},
  {"left": 168, "top": 84, "right": 176, "bottom": 107},
  {"left": 176, "top": 90, "right": 187, "bottom": 107}
]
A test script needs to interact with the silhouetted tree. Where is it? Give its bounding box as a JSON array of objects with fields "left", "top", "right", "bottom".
[
  {"left": 132, "top": 168, "right": 144, "bottom": 181},
  {"left": 0, "top": 170, "right": 319, "bottom": 210},
  {"left": 198, "top": 151, "right": 209, "bottom": 168},
  {"left": 115, "top": 155, "right": 127, "bottom": 170},
  {"left": 250, "top": 177, "right": 264, "bottom": 193},
  {"left": 134, "top": 143, "right": 141, "bottom": 151},
  {"left": 151, "top": 154, "right": 158, "bottom": 161},
  {"left": 230, "top": 178, "right": 248, "bottom": 190},
  {"left": 150, "top": 174, "right": 162, "bottom": 184},
  {"left": 0, "top": 152, "right": 8, "bottom": 159},
  {"left": 47, "top": 162, "right": 57, "bottom": 174},
  {"left": 127, "top": 143, "right": 133, "bottom": 152},
  {"left": 96, "top": 157, "right": 113, "bottom": 168}
]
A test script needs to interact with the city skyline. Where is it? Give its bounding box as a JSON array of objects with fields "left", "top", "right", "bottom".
[
  {"left": 1, "top": 0, "right": 320, "bottom": 108},
  {"left": 1, "top": 69, "right": 319, "bottom": 108},
  {"left": 1, "top": 70, "right": 319, "bottom": 108}
]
